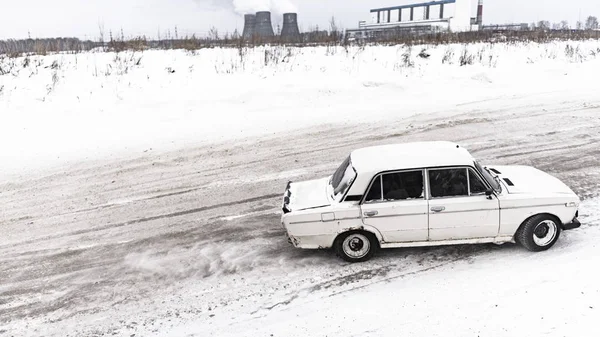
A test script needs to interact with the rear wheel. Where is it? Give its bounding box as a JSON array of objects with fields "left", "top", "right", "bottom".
[
  {"left": 335, "top": 231, "right": 378, "bottom": 263},
  {"left": 515, "top": 214, "right": 561, "bottom": 252}
]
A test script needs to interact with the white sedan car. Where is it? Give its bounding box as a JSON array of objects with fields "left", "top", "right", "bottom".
[{"left": 281, "top": 141, "right": 581, "bottom": 262}]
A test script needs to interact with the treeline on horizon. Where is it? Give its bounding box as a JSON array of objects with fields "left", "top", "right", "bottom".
[{"left": 1, "top": 26, "right": 600, "bottom": 57}]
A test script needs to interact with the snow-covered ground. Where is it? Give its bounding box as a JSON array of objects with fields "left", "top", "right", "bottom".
[
  {"left": 1, "top": 41, "right": 600, "bottom": 336},
  {"left": 2, "top": 41, "right": 600, "bottom": 180}
]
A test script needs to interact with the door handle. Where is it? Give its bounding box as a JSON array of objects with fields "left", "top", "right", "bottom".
[
  {"left": 431, "top": 206, "right": 446, "bottom": 213},
  {"left": 364, "top": 211, "right": 378, "bottom": 217}
]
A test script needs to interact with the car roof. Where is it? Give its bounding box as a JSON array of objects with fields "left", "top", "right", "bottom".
[{"left": 350, "top": 141, "right": 475, "bottom": 175}]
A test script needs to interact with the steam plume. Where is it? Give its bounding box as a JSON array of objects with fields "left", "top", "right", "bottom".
[{"left": 198, "top": 0, "right": 298, "bottom": 15}]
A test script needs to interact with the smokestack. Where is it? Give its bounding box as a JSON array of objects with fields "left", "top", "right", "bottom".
[
  {"left": 255, "top": 11, "right": 275, "bottom": 38},
  {"left": 281, "top": 13, "right": 300, "bottom": 41},
  {"left": 242, "top": 14, "right": 256, "bottom": 40},
  {"left": 477, "top": 0, "right": 484, "bottom": 29}
]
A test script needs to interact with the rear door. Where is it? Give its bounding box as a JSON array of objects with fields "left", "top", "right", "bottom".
[
  {"left": 360, "top": 170, "right": 429, "bottom": 243},
  {"left": 427, "top": 167, "right": 500, "bottom": 241}
]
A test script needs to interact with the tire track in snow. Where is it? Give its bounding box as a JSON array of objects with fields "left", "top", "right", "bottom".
[
  {"left": 325, "top": 257, "right": 465, "bottom": 298},
  {"left": 250, "top": 256, "right": 466, "bottom": 315},
  {"left": 1, "top": 193, "right": 280, "bottom": 249},
  {"left": 495, "top": 140, "right": 599, "bottom": 159},
  {"left": 66, "top": 186, "right": 209, "bottom": 216}
]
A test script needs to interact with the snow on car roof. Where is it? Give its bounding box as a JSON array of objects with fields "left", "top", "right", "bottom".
[{"left": 350, "top": 141, "right": 475, "bottom": 174}]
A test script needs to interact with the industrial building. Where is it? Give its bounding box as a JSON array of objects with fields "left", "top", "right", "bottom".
[{"left": 347, "top": 0, "right": 484, "bottom": 38}]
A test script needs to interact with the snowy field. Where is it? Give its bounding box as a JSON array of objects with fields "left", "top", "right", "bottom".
[{"left": 1, "top": 41, "right": 600, "bottom": 336}]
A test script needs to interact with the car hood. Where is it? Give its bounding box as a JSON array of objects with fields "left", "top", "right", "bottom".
[
  {"left": 285, "top": 177, "right": 331, "bottom": 212},
  {"left": 489, "top": 165, "right": 575, "bottom": 195}
]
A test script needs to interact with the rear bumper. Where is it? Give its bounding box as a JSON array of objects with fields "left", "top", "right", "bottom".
[{"left": 563, "top": 218, "right": 581, "bottom": 230}]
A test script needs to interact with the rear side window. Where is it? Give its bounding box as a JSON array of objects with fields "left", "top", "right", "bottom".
[{"left": 429, "top": 169, "right": 468, "bottom": 198}]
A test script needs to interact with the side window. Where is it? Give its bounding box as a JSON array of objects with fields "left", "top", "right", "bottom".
[
  {"left": 429, "top": 169, "right": 468, "bottom": 198},
  {"left": 364, "top": 176, "right": 382, "bottom": 202},
  {"left": 382, "top": 170, "right": 424, "bottom": 201},
  {"left": 469, "top": 169, "right": 488, "bottom": 194}
]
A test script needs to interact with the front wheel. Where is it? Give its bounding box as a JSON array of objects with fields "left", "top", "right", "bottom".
[
  {"left": 335, "top": 231, "right": 378, "bottom": 263},
  {"left": 515, "top": 214, "right": 561, "bottom": 252}
]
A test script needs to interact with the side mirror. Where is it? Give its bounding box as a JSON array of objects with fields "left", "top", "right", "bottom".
[{"left": 485, "top": 189, "right": 494, "bottom": 200}]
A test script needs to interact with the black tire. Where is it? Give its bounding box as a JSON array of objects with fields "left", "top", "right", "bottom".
[
  {"left": 515, "top": 214, "right": 562, "bottom": 252},
  {"left": 334, "top": 231, "right": 379, "bottom": 263}
]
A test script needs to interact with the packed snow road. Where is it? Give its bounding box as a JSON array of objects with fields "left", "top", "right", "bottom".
[{"left": 1, "top": 92, "right": 600, "bottom": 336}]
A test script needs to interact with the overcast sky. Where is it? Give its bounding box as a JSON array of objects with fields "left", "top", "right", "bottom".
[{"left": 1, "top": 0, "right": 599, "bottom": 40}]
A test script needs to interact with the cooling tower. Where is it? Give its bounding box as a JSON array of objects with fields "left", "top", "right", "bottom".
[
  {"left": 281, "top": 13, "right": 300, "bottom": 41},
  {"left": 255, "top": 11, "right": 275, "bottom": 38},
  {"left": 242, "top": 14, "right": 256, "bottom": 40}
]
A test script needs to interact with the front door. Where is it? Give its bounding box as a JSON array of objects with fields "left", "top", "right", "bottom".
[
  {"left": 360, "top": 170, "right": 429, "bottom": 243},
  {"left": 427, "top": 167, "right": 500, "bottom": 241}
]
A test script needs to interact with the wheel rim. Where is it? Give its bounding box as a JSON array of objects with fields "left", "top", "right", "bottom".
[
  {"left": 533, "top": 220, "right": 558, "bottom": 247},
  {"left": 342, "top": 234, "right": 371, "bottom": 259}
]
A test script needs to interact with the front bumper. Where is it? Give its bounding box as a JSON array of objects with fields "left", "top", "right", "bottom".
[
  {"left": 563, "top": 218, "right": 581, "bottom": 230},
  {"left": 286, "top": 233, "right": 300, "bottom": 247},
  {"left": 282, "top": 181, "right": 292, "bottom": 214}
]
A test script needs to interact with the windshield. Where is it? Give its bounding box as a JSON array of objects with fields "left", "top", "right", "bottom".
[
  {"left": 330, "top": 156, "right": 357, "bottom": 202},
  {"left": 474, "top": 160, "right": 502, "bottom": 192}
]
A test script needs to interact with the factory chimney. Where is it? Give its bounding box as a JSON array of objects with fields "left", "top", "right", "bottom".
[
  {"left": 255, "top": 11, "right": 275, "bottom": 38},
  {"left": 281, "top": 13, "right": 300, "bottom": 41},
  {"left": 242, "top": 14, "right": 256, "bottom": 40},
  {"left": 477, "top": 0, "right": 484, "bottom": 29}
]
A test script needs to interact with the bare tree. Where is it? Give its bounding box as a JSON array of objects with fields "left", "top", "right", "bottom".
[
  {"left": 208, "top": 26, "right": 220, "bottom": 41},
  {"left": 576, "top": 21, "right": 583, "bottom": 30},
  {"left": 552, "top": 22, "right": 561, "bottom": 30},
  {"left": 537, "top": 20, "right": 551, "bottom": 30},
  {"left": 98, "top": 21, "right": 105, "bottom": 44},
  {"left": 585, "top": 16, "right": 599, "bottom": 30},
  {"left": 560, "top": 20, "right": 570, "bottom": 30},
  {"left": 330, "top": 16, "right": 339, "bottom": 41},
  {"left": 529, "top": 22, "right": 537, "bottom": 31}
]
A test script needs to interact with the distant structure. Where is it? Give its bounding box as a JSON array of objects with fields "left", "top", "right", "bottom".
[
  {"left": 242, "top": 14, "right": 257, "bottom": 40},
  {"left": 242, "top": 11, "right": 302, "bottom": 41},
  {"left": 281, "top": 13, "right": 301, "bottom": 41},
  {"left": 255, "top": 11, "right": 275, "bottom": 38},
  {"left": 482, "top": 23, "right": 529, "bottom": 32},
  {"left": 475, "top": 0, "right": 483, "bottom": 30},
  {"left": 347, "top": 0, "right": 484, "bottom": 39}
]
